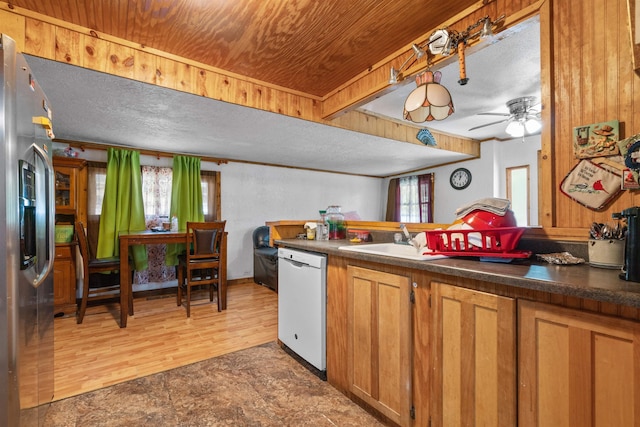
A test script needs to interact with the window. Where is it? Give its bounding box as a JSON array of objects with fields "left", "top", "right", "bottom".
[
  {"left": 200, "top": 170, "right": 220, "bottom": 222},
  {"left": 87, "top": 164, "right": 220, "bottom": 221},
  {"left": 86, "top": 162, "right": 221, "bottom": 285},
  {"left": 386, "top": 173, "right": 434, "bottom": 222},
  {"left": 87, "top": 163, "right": 106, "bottom": 216},
  {"left": 141, "top": 166, "right": 172, "bottom": 219}
]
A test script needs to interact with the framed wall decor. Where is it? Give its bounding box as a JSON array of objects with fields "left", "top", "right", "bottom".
[
  {"left": 573, "top": 120, "right": 620, "bottom": 159},
  {"left": 622, "top": 168, "right": 640, "bottom": 190}
]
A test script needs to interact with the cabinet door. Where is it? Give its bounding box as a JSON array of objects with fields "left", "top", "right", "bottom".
[
  {"left": 431, "top": 282, "right": 516, "bottom": 427},
  {"left": 519, "top": 300, "right": 640, "bottom": 427},
  {"left": 53, "top": 257, "right": 71, "bottom": 307},
  {"left": 347, "top": 265, "right": 412, "bottom": 426},
  {"left": 54, "top": 166, "right": 76, "bottom": 213},
  {"left": 53, "top": 244, "right": 77, "bottom": 315}
]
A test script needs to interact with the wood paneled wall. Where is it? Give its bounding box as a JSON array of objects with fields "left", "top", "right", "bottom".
[
  {"left": 0, "top": 8, "right": 320, "bottom": 122},
  {"left": 0, "top": 3, "right": 476, "bottom": 163},
  {"left": 3, "top": 0, "right": 640, "bottom": 234},
  {"left": 551, "top": 0, "right": 640, "bottom": 228},
  {"left": 330, "top": 110, "right": 481, "bottom": 158},
  {"left": 322, "top": 0, "right": 640, "bottom": 233}
]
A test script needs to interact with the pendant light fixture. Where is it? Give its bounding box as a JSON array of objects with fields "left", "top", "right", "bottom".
[
  {"left": 403, "top": 70, "right": 454, "bottom": 122},
  {"left": 388, "top": 15, "right": 505, "bottom": 123}
]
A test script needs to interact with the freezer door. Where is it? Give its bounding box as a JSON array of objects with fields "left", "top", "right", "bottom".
[
  {"left": 16, "top": 47, "right": 55, "bottom": 424},
  {"left": 0, "top": 34, "right": 55, "bottom": 426}
]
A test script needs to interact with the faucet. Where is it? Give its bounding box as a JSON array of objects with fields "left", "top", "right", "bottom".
[
  {"left": 399, "top": 224, "right": 416, "bottom": 247},
  {"left": 400, "top": 224, "right": 426, "bottom": 252}
]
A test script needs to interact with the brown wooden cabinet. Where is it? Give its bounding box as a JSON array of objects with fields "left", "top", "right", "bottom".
[
  {"left": 53, "top": 156, "right": 88, "bottom": 224},
  {"left": 519, "top": 300, "right": 640, "bottom": 427},
  {"left": 53, "top": 243, "right": 77, "bottom": 315},
  {"left": 54, "top": 166, "right": 76, "bottom": 214},
  {"left": 53, "top": 156, "right": 87, "bottom": 316},
  {"left": 431, "top": 282, "right": 516, "bottom": 427},
  {"left": 324, "top": 251, "right": 640, "bottom": 426},
  {"left": 347, "top": 265, "right": 412, "bottom": 427}
]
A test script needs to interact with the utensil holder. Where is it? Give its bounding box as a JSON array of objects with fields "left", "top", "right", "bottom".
[{"left": 588, "top": 239, "right": 625, "bottom": 269}]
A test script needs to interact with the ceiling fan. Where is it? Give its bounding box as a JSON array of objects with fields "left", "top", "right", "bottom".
[{"left": 468, "top": 96, "right": 541, "bottom": 138}]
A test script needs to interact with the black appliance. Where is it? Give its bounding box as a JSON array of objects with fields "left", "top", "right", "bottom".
[
  {"left": 253, "top": 226, "right": 278, "bottom": 292},
  {"left": 613, "top": 207, "right": 640, "bottom": 282},
  {"left": 19, "top": 160, "right": 37, "bottom": 269}
]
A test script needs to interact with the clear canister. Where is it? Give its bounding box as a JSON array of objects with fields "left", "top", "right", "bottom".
[
  {"left": 326, "top": 205, "right": 346, "bottom": 240},
  {"left": 318, "top": 210, "right": 329, "bottom": 240}
]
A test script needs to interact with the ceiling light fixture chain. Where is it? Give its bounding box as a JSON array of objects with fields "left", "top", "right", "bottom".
[
  {"left": 389, "top": 14, "right": 505, "bottom": 123},
  {"left": 389, "top": 14, "right": 504, "bottom": 86}
]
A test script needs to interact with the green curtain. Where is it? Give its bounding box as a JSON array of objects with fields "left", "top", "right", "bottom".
[
  {"left": 97, "top": 148, "right": 148, "bottom": 271},
  {"left": 165, "top": 155, "right": 204, "bottom": 265}
]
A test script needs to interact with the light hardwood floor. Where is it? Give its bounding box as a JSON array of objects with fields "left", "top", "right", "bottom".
[{"left": 53, "top": 280, "right": 278, "bottom": 401}]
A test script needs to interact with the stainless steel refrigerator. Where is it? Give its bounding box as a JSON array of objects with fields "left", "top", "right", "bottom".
[{"left": 1, "top": 34, "right": 56, "bottom": 426}]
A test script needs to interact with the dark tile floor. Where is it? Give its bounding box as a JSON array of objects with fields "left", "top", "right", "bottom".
[{"left": 44, "top": 342, "right": 384, "bottom": 426}]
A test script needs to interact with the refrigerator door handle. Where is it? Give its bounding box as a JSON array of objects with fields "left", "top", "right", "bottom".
[{"left": 30, "top": 142, "right": 55, "bottom": 288}]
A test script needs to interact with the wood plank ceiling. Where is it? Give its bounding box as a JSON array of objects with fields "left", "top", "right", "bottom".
[{"left": 10, "top": 0, "right": 479, "bottom": 97}]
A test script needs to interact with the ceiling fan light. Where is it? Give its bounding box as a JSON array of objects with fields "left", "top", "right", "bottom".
[
  {"left": 505, "top": 121, "right": 524, "bottom": 137},
  {"left": 525, "top": 118, "right": 541, "bottom": 133}
]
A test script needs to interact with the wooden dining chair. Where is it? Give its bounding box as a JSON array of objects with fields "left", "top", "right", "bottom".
[
  {"left": 177, "top": 221, "right": 226, "bottom": 317},
  {"left": 75, "top": 221, "right": 133, "bottom": 324}
]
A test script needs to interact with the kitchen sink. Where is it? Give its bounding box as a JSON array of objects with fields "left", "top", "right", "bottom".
[{"left": 338, "top": 243, "right": 447, "bottom": 261}]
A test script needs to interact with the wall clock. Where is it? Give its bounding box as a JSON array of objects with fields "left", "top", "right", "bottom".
[{"left": 450, "top": 168, "right": 472, "bottom": 190}]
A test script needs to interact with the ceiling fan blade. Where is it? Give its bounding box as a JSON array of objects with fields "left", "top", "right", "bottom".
[
  {"left": 477, "top": 112, "right": 511, "bottom": 117},
  {"left": 468, "top": 118, "right": 510, "bottom": 131}
]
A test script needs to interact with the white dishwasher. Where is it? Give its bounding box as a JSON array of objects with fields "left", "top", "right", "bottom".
[{"left": 277, "top": 247, "right": 327, "bottom": 377}]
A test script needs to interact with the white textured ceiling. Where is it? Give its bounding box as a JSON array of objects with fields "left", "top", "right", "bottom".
[
  {"left": 27, "top": 56, "right": 470, "bottom": 177},
  {"left": 25, "top": 18, "right": 539, "bottom": 177}
]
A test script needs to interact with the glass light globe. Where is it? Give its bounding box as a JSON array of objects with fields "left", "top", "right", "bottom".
[
  {"left": 525, "top": 118, "right": 541, "bottom": 134},
  {"left": 506, "top": 121, "right": 525, "bottom": 137}
]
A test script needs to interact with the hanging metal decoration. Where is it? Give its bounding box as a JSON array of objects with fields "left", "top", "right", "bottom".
[{"left": 389, "top": 14, "right": 505, "bottom": 123}]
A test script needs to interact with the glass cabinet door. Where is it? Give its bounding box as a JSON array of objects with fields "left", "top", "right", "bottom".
[{"left": 54, "top": 167, "right": 76, "bottom": 212}]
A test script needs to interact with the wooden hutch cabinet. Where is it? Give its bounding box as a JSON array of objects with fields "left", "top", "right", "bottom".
[{"left": 53, "top": 156, "right": 87, "bottom": 316}]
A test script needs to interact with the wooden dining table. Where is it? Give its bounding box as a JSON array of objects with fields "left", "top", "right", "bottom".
[{"left": 118, "top": 230, "right": 228, "bottom": 328}]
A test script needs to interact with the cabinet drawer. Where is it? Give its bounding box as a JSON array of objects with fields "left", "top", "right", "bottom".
[{"left": 55, "top": 244, "right": 73, "bottom": 259}]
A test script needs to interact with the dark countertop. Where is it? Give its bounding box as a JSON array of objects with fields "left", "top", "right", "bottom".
[{"left": 275, "top": 238, "right": 640, "bottom": 308}]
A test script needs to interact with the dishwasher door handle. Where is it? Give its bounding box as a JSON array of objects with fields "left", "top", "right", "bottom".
[{"left": 281, "top": 258, "right": 310, "bottom": 269}]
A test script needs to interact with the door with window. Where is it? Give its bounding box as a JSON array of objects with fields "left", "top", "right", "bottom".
[{"left": 506, "top": 165, "right": 529, "bottom": 226}]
